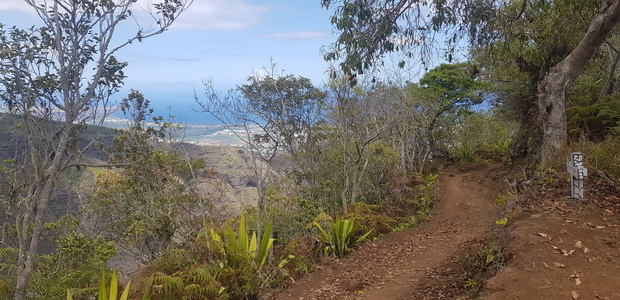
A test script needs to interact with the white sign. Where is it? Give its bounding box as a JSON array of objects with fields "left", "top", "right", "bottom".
[{"left": 567, "top": 152, "right": 587, "bottom": 199}]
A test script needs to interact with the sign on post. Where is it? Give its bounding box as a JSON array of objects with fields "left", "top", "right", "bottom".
[{"left": 567, "top": 152, "right": 588, "bottom": 199}]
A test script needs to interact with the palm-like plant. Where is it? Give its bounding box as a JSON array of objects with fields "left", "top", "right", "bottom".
[
  {"left": 67, "top": 272, "right": 130, "bottom": 300},
  {"left": 314, "top": 217, "right": 372, "bottom": 258},
  {"left": 208, "top": 213, "right": 275, "bottom": 269}
]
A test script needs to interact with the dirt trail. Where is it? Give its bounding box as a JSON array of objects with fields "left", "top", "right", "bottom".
[{"left": 274, "top": 163, "right": 504, "bottom": 300}]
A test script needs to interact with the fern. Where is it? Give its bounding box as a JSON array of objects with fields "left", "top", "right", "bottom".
[{"left": 143, "top": 267, "right": 225, "bottom": 300}]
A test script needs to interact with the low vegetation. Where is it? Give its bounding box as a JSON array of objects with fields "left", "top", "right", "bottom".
[{"left": 1, "top": 0, "right": 620, "bottom": 298}]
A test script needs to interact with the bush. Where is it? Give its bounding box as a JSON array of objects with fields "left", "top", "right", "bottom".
[
  {"left": 313, "top": 217, "right": 372, "bottom": 258},
  {"left": 571, "top": 135, "right": 620, "bottom": 184},
  {"left": 67, "top": 272, "right": 130, "bottom": 300},
  {"left": 30, "top": 231, "right": 117, "bottom": 300},
  {"left": 447, "top": 112, "right": 516, "bottom": 161},
  {"left": 140, "top": 214, "right": 288, "bottom": 300},
  {"left": 344, "top": 203, "right": 396, "bottom": 239}
]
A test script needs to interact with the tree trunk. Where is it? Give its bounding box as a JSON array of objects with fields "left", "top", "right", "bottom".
[
  {"left": 537, "top": 0, "right": 620, "bottom": 164},
  {"left": 14, "top": 122, "right": 73, "bottom": 300},
  {"left": 599, "top": 42, "right": 620, "bottom": 100}
]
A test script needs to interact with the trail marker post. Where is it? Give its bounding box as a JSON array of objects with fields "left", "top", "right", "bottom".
[{"left": 567, "top": 152, "right": 588, "bottom": 199}]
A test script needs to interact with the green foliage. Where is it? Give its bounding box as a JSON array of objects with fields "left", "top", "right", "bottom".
[
  {"left": 572, "top": 136, "right": 620, "bottom": 184},
  {"left": 29, "top": 230, "right": 117, "bottom": 300},
  {"left": 419, "top": 63, "right": 483, "bottom": 107},
  {"left": 463, "top": 278, "right": 478, "bottom": 289},
  {"left": 0, "top": 217, "right": 118, "bottom": 299},
  {"left": 313, "top": 217, "right": 372, "bottom": 258},
  {"left": 239, "top": 75, "right": 326, "bottom": 146},
  {"left": 467, "top": 238, "right": 506, "bottom": 277},
  {"left": 413, "top": 173, "right": 439, "bottom": 218},
  {"left": 469, "top": 0, "right": 603, "bottom": 156},
  {"left": 67, "top": 272, "right": 130, "bottom": 300},
  {"left": 296, "top": 138, "right": 345, "bottom": 214},
  {"left": 567, "top": 95, "right": 620, "bottom": 140},
  {"left": 404, "top": 63, "right": 487, "bottom": 159},
  {"left": 460, "top": 147, "right": 476, "bottom": 162},
  {"left": 86, "top": 91, "right": 207, "bottom": 263},
  {"left": 344, "top": 203, "right": 396, "bottom": 239},
  {"left": 298, "top": 139, "right": 402, "bottom": 214},
  {"left": 496, "top": 194, "right": 506, "bottom": 206},
  {"left": 0, "top": 247, "right": 17, "bottom": 296},
  {"left": 446, "top": 111, "right": 516, "bottom": 161},
  {"left": 357, "top": 142, "right": 401, "bottom": 204},
  {"left": 141, "top": 214, "right": 286, "bottom": 300},
  {"left": 321, "top": 0, "right": 498, "bottom": 77},
  {"left": 262, "top": 184, "right": 315, "bottom": 244},
  {"left": 142, "top": 266, "right": 225, "bottom": 300},
  {"left": 206, "top": 213, "right": 275, "bottom": 270},
  {"left": 495, "top": 217, "right": 509, "bottom": 226}
]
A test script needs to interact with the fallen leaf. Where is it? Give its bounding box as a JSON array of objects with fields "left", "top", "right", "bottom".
[
  {"left": 572, "top": 290, "right": 580, "bottom": 299},
  {"left": 594, "top": 292, "right": 611, "bottom": 300},
  {"left": 553, "top": 262, "right": 566, "bottom": 268},
  {"left": 539, "top": 233, "right": 549, "bottom": 238},
  {"left": 543, "top": 262, "right": 549, "bottom": 269},
  {"left": 575, "top": 241, "right": 582, "bottom": 248},
  {"left": 575, "top": 278, "right": 582, "bottom": 285},
  {"left": 584, "top": 247, "right": 590, "bottom": 254},
  {"left": 552, "top": 245, "right": 559, "bottom": 250},
  {"left": 568, "top": 250, "right": 575, "bottom": 255},
  {"left": 595, "top": 226, "right": 605, "bottom": 229}
]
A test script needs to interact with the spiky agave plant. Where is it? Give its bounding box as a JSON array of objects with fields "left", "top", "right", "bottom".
[
  {"left": 208, "top": 213, "right": 275, "bottom": 269},
  {"left": 313, "top": 217, "right": 372, "bottom": 258},
  {"left": 67, "top": 272, "right": 130, "bottom": 300}
]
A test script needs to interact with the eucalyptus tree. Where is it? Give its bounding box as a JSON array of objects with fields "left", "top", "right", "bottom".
[
  {"left": 0, "top": 1, "right": 191, "bottom": 298},
  {"left": 321, "top": 0, "right": 620, "bottom": 164},
  {"left": 196, "top": 66, "right": 326, "bottom": 239},
  {"left": 326, "top": 78, "right": 405, "bottom": 212}
]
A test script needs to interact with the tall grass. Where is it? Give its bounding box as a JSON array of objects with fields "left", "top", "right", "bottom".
[{"left": 571, "top": 136, "right": 620, "bottom": 184}]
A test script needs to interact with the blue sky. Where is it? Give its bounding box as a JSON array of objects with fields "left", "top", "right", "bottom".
[{"left": 0, "top": 0, "right": 338, "bottom": 124}]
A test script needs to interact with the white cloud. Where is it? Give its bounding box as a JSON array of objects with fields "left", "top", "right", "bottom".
[
  {"left": 0, "top": 0, "right": 269, "bottom": 30},
  {"left": 0, "top": 0, "right": 33, "bottom": 12},
  {"left": 262, "top": 30, "right": 331, "bottom": 40},
  {"left": 172, "top": 0, "right": 269, "bottom": 30}
]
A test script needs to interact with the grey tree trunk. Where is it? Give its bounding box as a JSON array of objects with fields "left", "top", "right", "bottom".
[
  {"left": 15, "top": 121, "right": 73, "bottom": 300},
  {"left": 537, "top": 0, "right": 620, "bottom": 164}
]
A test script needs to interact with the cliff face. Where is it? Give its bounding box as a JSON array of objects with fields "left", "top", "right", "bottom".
[
  {"left": 184, "top": 144, "right": 261, "bottom": 216},
  {"left": 0, "top": 114, "right": 262, "bottom": 255}
]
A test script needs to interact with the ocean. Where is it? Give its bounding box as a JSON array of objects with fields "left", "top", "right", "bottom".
[{"left": 104, "top": 116, "right": 260, "bottom": 147}]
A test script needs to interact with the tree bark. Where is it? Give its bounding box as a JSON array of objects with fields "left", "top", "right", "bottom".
[
  {"left": 537, "top": 0, "right": 620, "bottom": 164},
  {"left": 15, "top": 121, "right": 73, "bottom": 300}
]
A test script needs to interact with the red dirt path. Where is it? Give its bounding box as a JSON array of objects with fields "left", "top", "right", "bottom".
[{"left": 273, "top": 162, "right": 504, "bottom": 300}]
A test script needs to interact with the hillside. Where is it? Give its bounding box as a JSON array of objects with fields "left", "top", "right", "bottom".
[
  {"left": 0, "top": 114, "right": 260, "bottom": 258},
  {"left": 272, "top": 163, "right": 620, "bottom": 300}
]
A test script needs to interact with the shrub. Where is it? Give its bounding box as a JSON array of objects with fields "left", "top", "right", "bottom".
[
  {"left": 345, "top": 202, "right": 396, "bottom": 239},
  {"left": 141, "top": 214, "right": 287, "bottom": 300},
  {"left": 447, "top": 112, "right": 516, "bottom": 161},
  {"left": 313, "top": 217, "right": 372, "bottom": 258},
  {"left": 572, "top": 136, "right": 620, "bottom": 184},
  {"left": 67, "top": 272, "right": 130, "bottom": 300}
]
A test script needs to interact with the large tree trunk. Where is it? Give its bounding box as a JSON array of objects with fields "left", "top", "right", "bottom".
[{"left": 538, "top": 0, "right": 620, "bottom": 164}]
